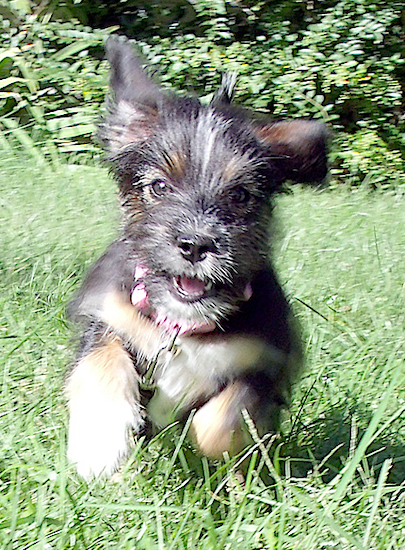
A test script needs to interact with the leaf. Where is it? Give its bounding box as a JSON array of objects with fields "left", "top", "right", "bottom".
[
  {"left": 13, "top": 58, "right": 38, "bottom": 93},
  {"left": 57, "top": 123, "right": 95, "bottom": 139},
  {"left": 0, "top": 117, "right": 46, "bottom": 163},
  {"left": 0, "top": 77, "right": 26, "bottom": 90},
  {"left": 51, "top": 41, "right": 97, "bottom": 62}
]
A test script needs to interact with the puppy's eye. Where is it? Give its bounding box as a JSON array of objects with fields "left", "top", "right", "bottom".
[
  {"left": 150, "top": 179, "right": 169, "bottom": 197},
  {"left": 229, "top": 187, "right": 251, "bottom": 204}
]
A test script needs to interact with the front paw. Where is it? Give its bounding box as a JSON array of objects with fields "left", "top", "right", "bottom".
[
  {"left": 68, "top": 394, "right": 143, "bottom": 479},
  {"left": 66, "top": 339, "right": 144, "bottom": 479}
]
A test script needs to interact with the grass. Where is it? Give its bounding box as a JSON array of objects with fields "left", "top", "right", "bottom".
[{"left": 1, "top": 150, "right": 404, "bottom": 549}]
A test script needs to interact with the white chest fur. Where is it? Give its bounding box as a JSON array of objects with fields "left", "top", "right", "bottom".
[{"left": 147, "top": 333, "right": 285, "bottom": 427}]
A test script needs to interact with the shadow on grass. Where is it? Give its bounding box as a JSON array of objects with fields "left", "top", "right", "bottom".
[
  {"left": 145, "top": 397, "right": 405, "bottom": 495},
  {"left": 281, "top": 401, "right": 405, "bottom": 486}
]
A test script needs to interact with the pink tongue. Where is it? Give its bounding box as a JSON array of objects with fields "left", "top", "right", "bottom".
[{"left": 179, "top": 276, "right": 206, "bottom": 296}]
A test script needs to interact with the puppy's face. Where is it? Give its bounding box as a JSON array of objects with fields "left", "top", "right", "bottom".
[
  {"left": 100, "top": 40, "right": 328, "bottom": 334},
  {"left": 117, "top": 106, "right": 275, "bottom": 331}
]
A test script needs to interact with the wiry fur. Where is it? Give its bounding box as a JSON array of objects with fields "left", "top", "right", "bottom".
[{"left": 66, "top": 37, "right": 328, "bottom": 478}]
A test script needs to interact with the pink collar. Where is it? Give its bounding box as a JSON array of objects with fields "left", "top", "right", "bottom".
[{"left": 131, "top": 264, "right": 252, "bottom": 337}]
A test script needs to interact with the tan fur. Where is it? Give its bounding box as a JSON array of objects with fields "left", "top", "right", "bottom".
[
  {"left": 101, "top": 290, "right": 170, "bottom": 361},
  {"left": 67, "top": 337, "right": 137, "bottom": 398},
  {"left": 66, "top": 336, "right": 143, "bottom": 478},
  {"left": 163, "top": 150, "right": 186, "bottom": 180},
  {"left": 190, "top": 381, "right": 249, "bottom": 459},
  {"left": 255, "top": 120, "right": 325, "bottom": 161},
  {"left": 255, "top": 120, "right": 310, "bottom": 145}
]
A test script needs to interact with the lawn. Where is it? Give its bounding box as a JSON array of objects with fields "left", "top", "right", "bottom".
[{"left": 1, "top": 151, "right": 404, "bottom": 549}]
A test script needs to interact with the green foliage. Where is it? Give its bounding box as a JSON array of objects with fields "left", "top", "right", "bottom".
[
  {"left": 331, "top": 130, "right": 405, "bottom": 188},
  {"left": 0, "top": 3, "right": 115, "bottom": 157},
  {"left": 1, "top": 0, "right": 405, "bottom": 186}
]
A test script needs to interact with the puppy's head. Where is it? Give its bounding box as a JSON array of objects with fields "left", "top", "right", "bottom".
[{"left": 100, "top": 38, "right": 328, "bottom": 335}]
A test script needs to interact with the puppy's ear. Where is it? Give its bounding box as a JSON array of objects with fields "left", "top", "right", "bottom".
[
  {"left": 211, "top": 73, "right": 237, "bottom": 106},
  {"left": 99, "top": 38, "right": 163, "bottom": 154},
  {"left": 254, "top": 120, "right": 328, "bottom": 184}
]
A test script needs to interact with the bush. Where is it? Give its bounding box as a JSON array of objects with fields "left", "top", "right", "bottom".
[
  {"left": 331, "top": 130, "right": 405, "bottom": 188},
  {"left": 1, "top": 0, "right": 404, "bottom": 187},
  {"left": 0, "top": 3, "right": 114, "bottom": 158}
]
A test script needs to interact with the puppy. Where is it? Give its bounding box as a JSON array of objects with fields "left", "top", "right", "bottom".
[{"left": 66, "top": 38, "right": 328, "bottom": 479}]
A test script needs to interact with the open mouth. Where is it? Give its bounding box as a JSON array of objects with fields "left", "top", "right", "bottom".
[
  {"left": 131, "top": 265, "right": 253, "bottom": 337},
  {"left": 172, "top": 275, "right": 213, "bottom": 302}
]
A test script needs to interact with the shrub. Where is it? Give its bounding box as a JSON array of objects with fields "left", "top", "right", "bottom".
[
  {"left": 0, "top": 3, "right": 114, "bottom": 157},
  {"left": 331, "top": 130, "right": 405, "bottom": 188},
  {"left": 1, "top": 0, "right": 404, "bottom": 187}
]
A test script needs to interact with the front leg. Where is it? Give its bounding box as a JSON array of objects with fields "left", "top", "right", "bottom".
[
  {"left": 66, "top": 335, "right": 143, "bottom": 479},
  {"left": 190, "top": 374, "right": 284, "bottom": 459}
]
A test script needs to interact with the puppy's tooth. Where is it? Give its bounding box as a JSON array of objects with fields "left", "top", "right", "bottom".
[
  {"left": 134, "top": 265, "right": 148, "bottom": 280},
  {"left": 205, "top": 280, "right": 213, "bottom": 291},
  {"left": 131, "top": 283, "right": 149, "bottom": 310}
]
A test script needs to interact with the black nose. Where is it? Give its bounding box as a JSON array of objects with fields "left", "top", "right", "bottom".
[{"left": 177, "top": 236, "right": 217, "bottom": 263}]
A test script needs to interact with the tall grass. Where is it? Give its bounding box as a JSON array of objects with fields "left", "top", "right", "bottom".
[{"left": 1, "top": 152, "right": 404, "bottom": 549}]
